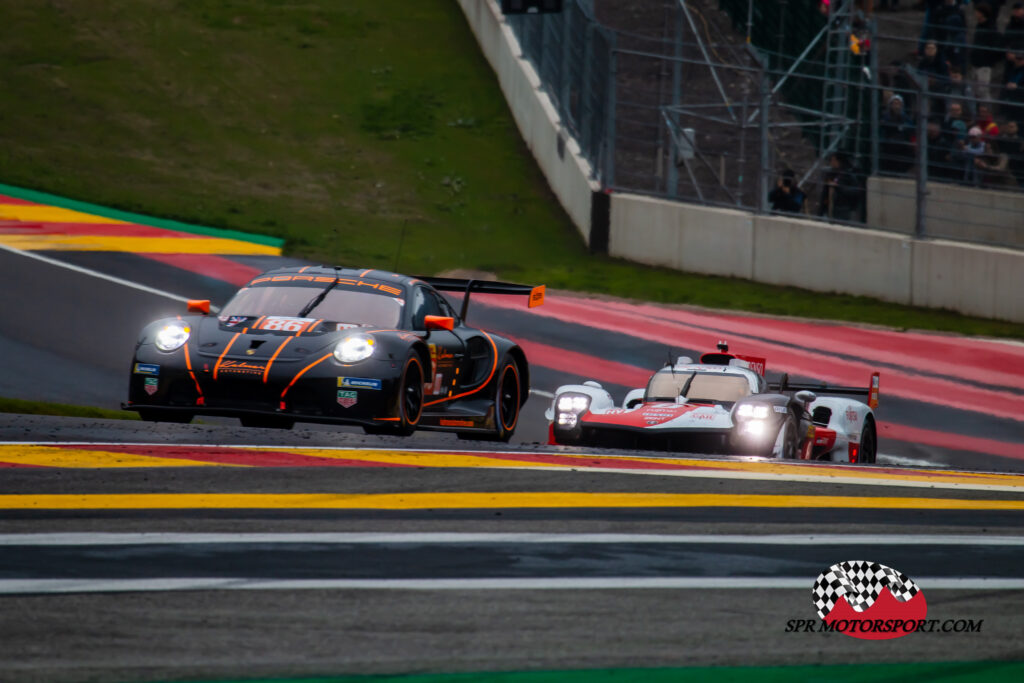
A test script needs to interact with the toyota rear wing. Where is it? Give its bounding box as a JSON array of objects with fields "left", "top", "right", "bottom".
[
  {"left": 771, "top": 372, "right": 880, "bottom": 410},
  {"left": 417, "top": 276, "right": 545, "bottom": 321}
]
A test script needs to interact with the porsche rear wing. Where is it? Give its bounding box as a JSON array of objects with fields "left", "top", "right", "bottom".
[
  {"left": 417, "top": 276, "right": 545, "bottom": 321},
  {"left": 771, "top": 372, "right": 880, "bottom": 410}
]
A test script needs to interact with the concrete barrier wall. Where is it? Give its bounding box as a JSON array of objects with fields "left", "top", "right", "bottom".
[
  {"left": 457, "top": 0, "right": 598, "bottom": 245},
  {"left": 609, "top": 194, "right": 754, "bottom": 279},
  {"left": 610, "top": 192, "right": 1024, "bottom": 321},
  {"left": 867, "top": 176, "right": 1024, "bottom": 249},
  {"left": 913, "top": 240, "right": 1024, "bottom": 322},
  {"left": 752, "top": 216, "right": 913, "bottom": 305}
]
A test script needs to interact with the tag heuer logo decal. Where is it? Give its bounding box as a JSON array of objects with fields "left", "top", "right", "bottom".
[
  {"left": 337, "top": 390, "right": 358, "bottom": 408},
  {"left": 143, "top": 377, "right": 159, "bottom": 395}
]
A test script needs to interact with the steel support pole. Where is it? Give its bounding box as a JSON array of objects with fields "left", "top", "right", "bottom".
[
  {"left": 667, "top": 6, "right": 683, "bottom": 197},
  {"left": 911, "top": 71, "right": 928, "bottom": 239},
  {"left": 604, "top": 38, "right": 617, "bottom": 188},
  {"left": 869, "top": 17, "right": 880, "bottom": 176},
  {"left": 759, "top": 68, "right": 771, "bottom": 214}
]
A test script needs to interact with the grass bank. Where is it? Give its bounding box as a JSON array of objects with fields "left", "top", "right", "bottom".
[
  {"left": 0, "top": 398, "right": 139, "bottom": 421},
  {"left": 0, "top": 0, "right": 1021, "bottom": 339}
]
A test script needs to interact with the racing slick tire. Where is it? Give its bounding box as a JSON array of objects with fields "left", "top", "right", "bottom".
[
  {"left": 239, "top": 416, "right": 295, "bottom": 430},
  {"left": 858, "top": 417, "right": 877, "bottom": 464},
  {"left": 363, "top": 352, "right": 423, "bottom": 437},
  {"left": 138, "top": 409, "right": 194, "bottom": 424},
  {"left": 458, "top": 356, "right": 521, "bottom": 442},
  {"left": 766, "top": 415, "right": 798, "bottom": 459}
]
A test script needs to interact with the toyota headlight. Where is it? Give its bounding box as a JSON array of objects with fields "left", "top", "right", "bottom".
[
  {"left": 741, "top": 419, "right": 767, "bottom": 436},
  {"left": 334, "top": 334, "right": 375, "bottom": 363},
  {"left": 736, "top": 403, "right": 770, "bottom": 419},
  {"left": 555, "top": 392, "right": 590, "bottom": 427},
  {"left": 154, "top": 322, "right": 190, "bottom": 352},
  {"left": 557, "top": 394, "right": 591, "bottom": 413}
]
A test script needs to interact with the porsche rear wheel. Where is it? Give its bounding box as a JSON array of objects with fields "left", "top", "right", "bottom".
[
  {"left": 493, "top": 357, "right": 521, "bottom": 441},
  {"left": 457, "top": 356, "right": 521, "bottom": 442},
  {"left": 858, "top": 418, "right": 877, "bottom": 464}
]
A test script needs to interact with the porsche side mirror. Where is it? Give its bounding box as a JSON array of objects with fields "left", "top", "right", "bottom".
[
  {"left": 424, "top": 315, "right": 454, "bottom": 331},
  {"left": 795, "top": 390, "right": 817, "bottom": 404},
  {"left": 187, "top": 299, "right": 211, "bottom": 315}
]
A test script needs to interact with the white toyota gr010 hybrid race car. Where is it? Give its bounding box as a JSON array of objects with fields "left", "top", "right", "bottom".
[{"left": 545, "top": 342, "right": 880, "bottom": 463}]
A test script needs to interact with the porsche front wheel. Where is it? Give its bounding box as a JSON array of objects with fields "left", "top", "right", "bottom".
[{"left": 362, "top": 353, "right": 423, "bottom": 437}]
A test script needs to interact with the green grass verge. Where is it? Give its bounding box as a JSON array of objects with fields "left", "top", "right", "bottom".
[
  {"left": 0, "top": 397, "right": 139, "bottom": 421},
  {"left": 178, "top": 660, "right": 1024, "bottom": 683},
  {"left": 0, "top": 1, "right": 1021, "bottom": 339}
]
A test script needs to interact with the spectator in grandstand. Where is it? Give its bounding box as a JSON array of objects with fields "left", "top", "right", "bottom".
[
  {"left": 926, "top": 117, "right": 958, "bottom": 180},
  {"left": 919, "top": 0, "right": 947, "bottom": 55},
  {"left": 768, "top": 169, "right": 808, "bottom": 214},
  {"left": 880, "top": 94, "right": 916, "bottom": 174},
  {"left": 974, "top": 139, "right": 1015, "bottom": 186},
  {"left": 944, "top": 100, "right": 970, "bottom": 142},
  {"left": 946, "top": 65, "right": 976, "bottom": 117},
  {"left": 998, "top": 119, "right": 1024, "bottom": 185},
  {"left": 975, "top": 102, "right": 1001, "bottom": 139},
  {"left": 918, "top": 41, "right": 951, "bottom": 114},
  {"left": 818, "top": 152, "right": 862, "bottom": 221},
  {"left": 970, "top": 3, "right": 1003, "bottom": 102},
  {"left": 1001, "top": 51, "right": 1024, "bottom": 122},
  {"left": 963, "top": 126, "right": 989, "bottom": 183},
  {"left": 933, "top": 0, "right": 968, "bottom": 71},
  {"left": 1005, "top": 3, "right": 1024, "bottom": 57}
]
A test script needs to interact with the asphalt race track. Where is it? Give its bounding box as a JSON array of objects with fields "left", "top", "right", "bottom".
[{"left": 2, "top": 200, "right": 1024, "bottom": 682}]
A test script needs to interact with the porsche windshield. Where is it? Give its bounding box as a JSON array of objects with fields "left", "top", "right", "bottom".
[
  {"left": 220, "top": 284, "right": 404, "bottom": 328},
  {"left": 646, "top": 370, "right": 752, "bottom": 405}
]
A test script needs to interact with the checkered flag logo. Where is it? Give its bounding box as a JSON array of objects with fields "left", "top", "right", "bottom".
[{"left": 812, "top": 561, "right": 920, "bottom": 620}]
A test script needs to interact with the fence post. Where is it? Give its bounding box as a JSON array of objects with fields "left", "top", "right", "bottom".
[
  {"left": 580, "top": 22, "right": 593, "bottom": 173},
  {"left": 910, "top": 70, "right": 928, "bottom": 239},
  {"left": 759, "top": 64, "right": 771, "bottom": 214},
  {"left": 604, "top": 36, "right": 617, "bottom": 188},
  {"left": 667, "top": 5, "right": 683, "bottom": 197},
  {"left": 560, "top": 5, "right": 571, "bottom": 118},
  {"left": 869, "top": 17, "right": 879, "bottom": 177}
]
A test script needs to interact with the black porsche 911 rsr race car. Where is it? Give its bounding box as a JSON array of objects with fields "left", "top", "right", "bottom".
[{"left": 124, "top": 267, "right": 544, "bottom": 440}]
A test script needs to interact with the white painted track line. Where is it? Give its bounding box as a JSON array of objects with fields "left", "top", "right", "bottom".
[
  {"left": 2, "top": 532, "right": 1024, "bottom": 546},
  {"left": 2, "top": 577, "right": 1023, "bottom": 595},
  {"left": 0, "top": 242, "right": 221, "bottom": 311}
]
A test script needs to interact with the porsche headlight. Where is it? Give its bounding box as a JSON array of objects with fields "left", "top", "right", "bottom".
[
  {"left": 334, "top": 334, "right": 375, "bottom": 363},
  {"left": 736, "top": 403, "right": 770, "bottom": 419},
  {"left": 154, "top": 323, "right": 190, "bottom": 352}
]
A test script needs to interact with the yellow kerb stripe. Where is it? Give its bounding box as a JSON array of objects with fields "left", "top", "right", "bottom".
[
  {"left": 0, "top": 205, "right": 129, "bottom": 224},
  {"left": 276, "top": 449, "right": 555, "bottom": 469},
  {"left": 2, "top": 493, "right": 1024, "bottom": 511},
  {"left": 0, "top": 446, "right": 233, "bottom": 469},
  {"left": 0, "top": 234, "right": 280, "bottom": 255}
]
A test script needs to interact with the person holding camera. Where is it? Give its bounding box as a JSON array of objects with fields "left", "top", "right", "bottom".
[{"left": 768, "top": 169, "right": 807, "bottom": 214}]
